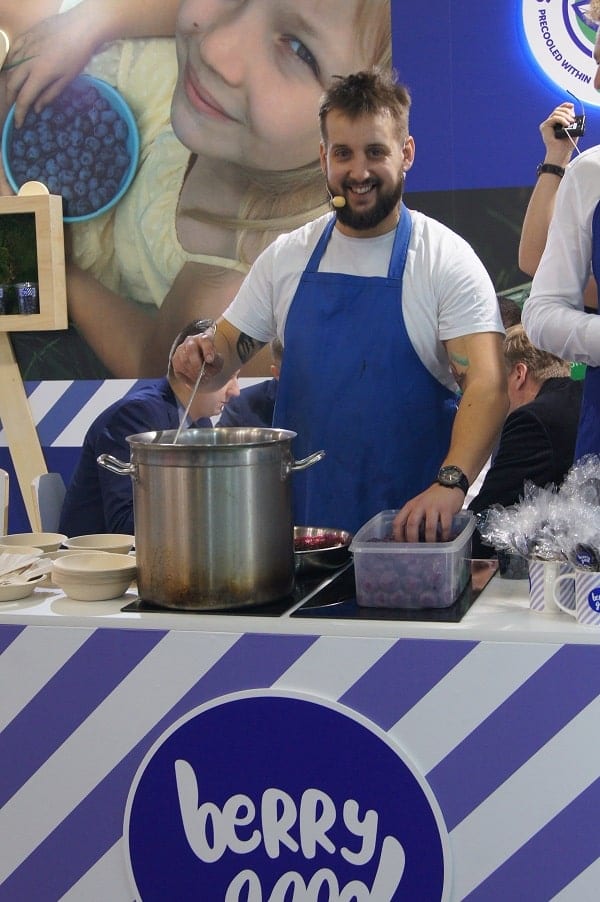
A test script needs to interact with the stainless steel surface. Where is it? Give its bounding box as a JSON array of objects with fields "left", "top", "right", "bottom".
[
  {"left": 98, "top": 427, "right": 325, "bottom": 610},
  {"left": 294, "top": 526, "right": 353, "bottom": 577}
]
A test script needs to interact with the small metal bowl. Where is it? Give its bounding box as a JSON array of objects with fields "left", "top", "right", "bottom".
[{"left": 294, "top": 526, "right": 353, "bottom": 576}]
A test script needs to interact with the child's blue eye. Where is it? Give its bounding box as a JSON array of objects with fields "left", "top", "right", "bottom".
[{"left": 285, "top": 36, "right": 320, "bottom": 78}]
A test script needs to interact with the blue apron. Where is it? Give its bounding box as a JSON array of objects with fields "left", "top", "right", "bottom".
[
  {"left": 575, "top": 200, "right": 600, "bottom": 459},
  {"left": 273, "top": 206, "right": 455, "bottom": 534}
]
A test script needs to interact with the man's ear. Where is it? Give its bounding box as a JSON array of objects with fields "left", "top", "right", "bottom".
[
  {"left": 402, "top": 135, "right": 415, "bottom": 173},
  {"left": 513, "top": 361, "right": 528, "bottom": 387},
  {"left": 319, "top": 141, "right": 327, "bottom": 175}
]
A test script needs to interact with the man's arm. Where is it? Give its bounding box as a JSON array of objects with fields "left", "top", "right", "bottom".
[
  {"left": 523, "top": 156, "right": 600, "bottom": 363},
  {"left": 393, "top": 330, "right": 508, "bottom": 542},
  {"left": 519, "top": 103, "right": 577, "bottom": 276}
]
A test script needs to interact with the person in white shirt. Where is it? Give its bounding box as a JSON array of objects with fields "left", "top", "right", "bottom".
[{"left": 173, "top": 68, "right": 507, "bottom": 540}]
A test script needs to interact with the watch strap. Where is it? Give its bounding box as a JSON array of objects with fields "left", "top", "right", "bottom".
[{"left": 536, "top": 163, "right": 565, "bottom": 179}]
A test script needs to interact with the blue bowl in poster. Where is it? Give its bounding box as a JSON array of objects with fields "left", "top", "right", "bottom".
[{"left": 1, "top": 74, "right": 139, "bottom": 222}]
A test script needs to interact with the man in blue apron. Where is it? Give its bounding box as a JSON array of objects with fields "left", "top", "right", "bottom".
[{"left": 173, "top": 69, "right": 507, "bottom": 541}]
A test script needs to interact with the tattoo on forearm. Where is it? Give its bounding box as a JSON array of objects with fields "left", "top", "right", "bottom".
[
  {"left": 236, "top": 333, "right": 265, "bottom": 363},
  {"left": 449, "top": 352, "right": 469, "bottom": 390}
]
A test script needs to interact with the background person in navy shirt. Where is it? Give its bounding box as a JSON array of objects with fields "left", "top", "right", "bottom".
[{"left": 60, "top": 320, "right": 240, "bottom": 536}]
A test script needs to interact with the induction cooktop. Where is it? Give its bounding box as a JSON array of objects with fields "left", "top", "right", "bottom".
[{"left": 121, "top": 560, "right": 498, "bottom": 623}]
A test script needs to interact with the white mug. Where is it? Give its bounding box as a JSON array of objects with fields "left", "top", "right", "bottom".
[
  {"left": 528, "top": 559, "right": 575, "bottom": 614},
  {"left": 553, "top": 568, "right": 600, "bottom": 625}
]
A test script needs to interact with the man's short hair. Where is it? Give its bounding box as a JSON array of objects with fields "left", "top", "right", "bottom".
[
  {"left": 318, "top": 68, "right": 411, "bottom": 143},
  {"left": 504, "top": 324, "right": 571, "bottom": 381}
]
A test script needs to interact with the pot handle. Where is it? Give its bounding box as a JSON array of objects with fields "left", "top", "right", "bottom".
[
  {"left": 290, "top": 449, "right": 326, "bottom": 472},
  {"left": 97, "top": 453, "right": 136, "bottom": 479}
]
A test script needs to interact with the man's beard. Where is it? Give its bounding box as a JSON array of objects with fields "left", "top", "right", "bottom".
[{"left": 329, "top": 175, "right": 404, "bottom": 231}]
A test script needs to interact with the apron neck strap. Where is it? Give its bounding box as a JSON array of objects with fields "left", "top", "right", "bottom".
[{"left": 305, "top": 205, "right": 412, "bottom": 277}]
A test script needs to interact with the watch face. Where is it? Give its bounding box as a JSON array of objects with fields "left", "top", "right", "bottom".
[{"left": 438, "top": 466, "right": 462, "bottom": 486}]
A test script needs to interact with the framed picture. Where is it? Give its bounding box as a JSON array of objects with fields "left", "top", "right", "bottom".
[{"left": 0, "top": 188, "right": 66, "bottom": 332}]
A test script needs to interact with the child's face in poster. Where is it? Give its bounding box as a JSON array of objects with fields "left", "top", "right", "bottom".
[{"left": 172, "top": 0, "right": 372, "bottom": 171}]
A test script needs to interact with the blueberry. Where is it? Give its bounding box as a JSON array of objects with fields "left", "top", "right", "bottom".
[
  {"left": 114, "top": 120, "right": 128, "bottom": 142},
  {"left": 55, "top": 151, "right": 70, "bottom": 169},
  {"left": 93, "top": 123, "right": 108, "bottom": 138},
  {"left": 25, "top": 164, "right": 41, "bottom": 180},
  {"left": 10, "top": 139, "right": 26, "bottom": 158},
  {"left": 88, "top": 190, "right": 103, "bottom": 210},
  {"left": 56, "top": 132, "right": 70, "bottom": 149},
  {"left": 84, "top": 135, "right": 102, "bottom": 153}
]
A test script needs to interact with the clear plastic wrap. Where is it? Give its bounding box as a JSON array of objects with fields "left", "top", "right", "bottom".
[{"left": 476, "top": 456, "right": 600, "bottom": 569}]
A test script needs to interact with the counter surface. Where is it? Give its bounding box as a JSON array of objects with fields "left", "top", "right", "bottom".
[{"left": 0, "top": 568, "right": 597, "bottom": 644}]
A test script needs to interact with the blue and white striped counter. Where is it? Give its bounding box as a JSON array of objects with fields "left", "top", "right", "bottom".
[{"left": 0, "top": 575, "right": 599, "bottom": 899}]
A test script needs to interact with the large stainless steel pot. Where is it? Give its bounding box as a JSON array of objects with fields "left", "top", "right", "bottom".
[{"left": 98, "top": 427, "right": 324, "bottom": 611}]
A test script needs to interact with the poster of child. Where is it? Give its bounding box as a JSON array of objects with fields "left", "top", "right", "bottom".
[{"left": 0, "top": 0, "right": 392, "bottom": 378}]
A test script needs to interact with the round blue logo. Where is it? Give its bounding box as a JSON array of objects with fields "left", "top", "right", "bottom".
[
  {"left": 587, "top": 586, "right": 600, "bottom": 612},
  {"left": 125, "top": 691, "right": 450, "bottom": 900},
  {"left": 521, "top": 0, "right": 600, "bottom": 107}
]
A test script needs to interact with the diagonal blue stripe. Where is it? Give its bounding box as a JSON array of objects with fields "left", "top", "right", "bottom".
[
  {"left": 464, "top": 775, "right": 600, "bottom": 901},
  {"left": 339, "top": 637, "right": 477, "bottom": 730},
  {"left": 428, "top": 644, "right": 600, "bottom": 830},
  {"left": 35, "top": 381, "right": 103, "bottom": 445},
  {"left": 0, "top": 624, "right": 26, "bottom": 655},
  {"left": 0, "top": 632, "right": 317, "bottom": 901},
  {"left": 0, "top": 627, "right": 167, "bottom": 808}
]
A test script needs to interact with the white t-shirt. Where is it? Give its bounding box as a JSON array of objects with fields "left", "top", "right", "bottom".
[
  {"left": 523, "top": 145, "right": 600, "bottom": 367},
  {"left": 224, "top": 210, "right": 503, "bottom": 391}
]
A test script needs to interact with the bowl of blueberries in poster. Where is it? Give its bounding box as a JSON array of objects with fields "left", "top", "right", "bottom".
[{"left": 2, "top": 74, "right": 140, "bottom": 222}]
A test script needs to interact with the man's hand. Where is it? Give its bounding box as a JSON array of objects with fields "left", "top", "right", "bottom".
[
  {"left": 539, "top": 102, "right": 578, "bottom": 167},
  {"left": 172, "top": 331, "right": 223, "bottom": 390},
  {"left": 392, "top": 483, "right": 465, "bottom": 543}
]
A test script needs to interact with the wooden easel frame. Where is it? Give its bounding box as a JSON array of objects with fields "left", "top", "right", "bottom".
[{"left": 0, "top": 184, "right": 68, "bottom": 529}]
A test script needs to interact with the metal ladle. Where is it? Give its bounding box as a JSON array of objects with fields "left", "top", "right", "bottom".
[{"left": 173, "top": 359, "right": 206, "bottom": 445}]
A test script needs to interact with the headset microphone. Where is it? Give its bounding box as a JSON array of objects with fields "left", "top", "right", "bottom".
[{"left": 331, "top": 195, "right": 346, "bottom": 208}]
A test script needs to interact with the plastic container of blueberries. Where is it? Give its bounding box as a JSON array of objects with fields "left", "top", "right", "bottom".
[
  {"left": 350, "top": 510, "right": 475, "bottom": 609},
  {"left": 1, "top": 74, "right": 139, "bottom": 222}
]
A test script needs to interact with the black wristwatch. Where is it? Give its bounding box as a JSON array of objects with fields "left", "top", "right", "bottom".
[
  {"left": 536, "top": 163, "right": 565, "bottom": 179},
  {"left": 436, "top": 465, "right": 469, "bottom": 495}
]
